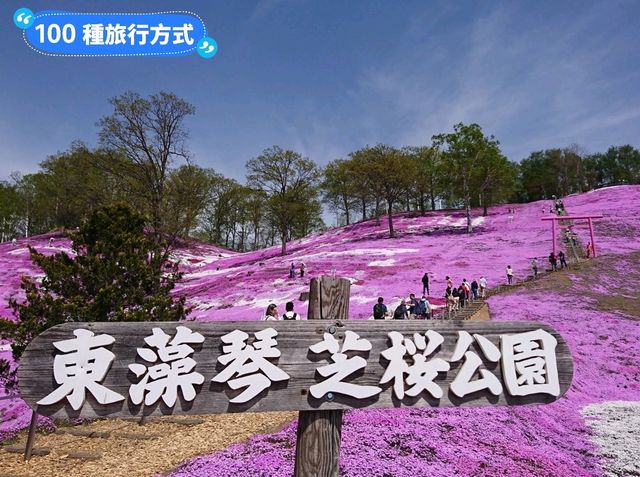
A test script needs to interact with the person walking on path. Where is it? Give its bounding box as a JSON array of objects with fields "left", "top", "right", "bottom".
[
  {"left": 549, "top": 252, "right": 558, "bottom": 271},
  {"left": 458, "top": 285, "right": 466, "bottom": 308},
  {"left": 506, "top": 265, "right": 514, "bottom": 285},
  {"left": 471, "top": 279, "right": 479, "bottom": 300},
  {"left": 446, "top": 275, "right": 453, "bottom": 289},
  {"left": 462, "top": 279, "right": 471, "bottom": 300},
  {"left": 299, "top": 262, "right": 305, "bottom": 278},
  {"left": 421, "top": 272, "right": 430, "bottom": 296},
  {"left": 586, "top": 242, "right": 593, "bottom": 258},
  {"left": 531, "top": 258, "right": 539, "bottom": 278},
  {"left": 373, "top": 297, "right": 388, "bottom": 320},
  {"left": 479, "top": 276, "right": 487, "bottom": 297},
  {"left": 558, "top": 251, "right": 568, "bottom": 269},
  {"left": 289, "top": 263, "right": 296, "bottom": 278}
]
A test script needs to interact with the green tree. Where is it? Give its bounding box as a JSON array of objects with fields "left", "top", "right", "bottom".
[
  {"left": 0, "top": 204, "right": 187, "bottom": 386},
  {"left": 470, "top": 147, "right": 515, "bottom": 216},
  {"left": 38, "top": 143, "right": 128, "bottom": 229},
  {"left": 97, "top": 91, "right": 196, "bottom": 235},
  {"left": 405, "top": 146, "right": 445, "bottom": 213},
  {"left": 246, "top": 146, "right": 321, "bottom": 255},
  {"left": 357, "top": 144, "right": 416, "bottom": 238},
  {"left": 0, "top": 181, "right": 21, "bottom": 242},
  {"left": 594, "top": 145, "right": 640, "bottom": 185},
  {"left": 432, "top": 123, "right": 501, "bottom": 232},
  {"left": 321, "top": 159, "right": 359, "bottom": 225},
  {"left": 163, "top": 164, "right": 213, "bottom": 238}
]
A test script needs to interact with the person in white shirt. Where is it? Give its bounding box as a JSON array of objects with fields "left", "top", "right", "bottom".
[
  {"left": 479, "top": 276, "right": 487, "bottom": 297},
  {"left": 262, "top": 303, "right": 281, "bottom": 321},
  {"left": 282, "top": 301, "right": 301, "bottom": 320}
]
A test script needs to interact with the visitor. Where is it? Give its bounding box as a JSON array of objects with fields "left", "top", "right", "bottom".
[
  {"left": 412, "top": 296, "right": 427, "bottom": 319},
  {"left": 471, "top": 279, "right": 479, "bottom": 300},
  {"left": 289, "top": 263, "right": 296, "bottom": 278},
  {"left": 506, "top": 265, "right": 514, "bottom": 285},
  {"left": 373, "top": 297, "right": 387, "bottom": 320},
  {"left": 421, "top": 296, "right": 432, "bottom": 319},
  {"left": 408, "top": 293, "right": 419, "bottom": 315},
  {"left": 300, "top": 262, "right": 305, "bottom": 278},
  {"left": 549, "top": 252, "right": 558, "bottom": 271},
  {"left": 421, "top": 272, "right": 430, "bottom": 296},
  {"left": 586, "top": 242, "right": 593, "bottom": 258},
  {"left": 558, "top": 251, "right": 568, "bottom": 269},
  {"left": 462, "top": 279, "right": 471, "bottom": 299},
  {"left": 446, "top": 275, "right": 453, "bottom": 289},
  {"left": 393, "top": 300, "right": 409, "bottom": 320},
  {"left": 479, "top": 276, "right": 487, "bottom": 297},
  {"left": 262, "top": 303, "right": 281, "bottom": 321},
  {"left": 282, "top": 301, "right": 300, "bottom": 320},
  {"left": 531, "top": 258, "right": 538, "bottom": 277},
  {"left": 458, "top": 285, "right": 466, "bottom": 308}
]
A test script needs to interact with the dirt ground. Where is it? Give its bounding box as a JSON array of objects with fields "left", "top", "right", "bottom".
[
  {"left": 0, "top": 412, "right": 295, "bottom": 477},
  {"left": 493, "top": 251, "right": 640, "bottom": 320}
]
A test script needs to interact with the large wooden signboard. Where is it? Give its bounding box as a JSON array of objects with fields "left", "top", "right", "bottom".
[{"left": 18, "top": 320, "right": 573, "bottom": 419}]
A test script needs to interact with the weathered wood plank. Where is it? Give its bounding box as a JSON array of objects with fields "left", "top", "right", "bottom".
[
  {"left": 295, "top": 276, "right": 350, "bottom": 477},
  {"left": 18, "top": 319, "right": 573, "bottom": 419}
]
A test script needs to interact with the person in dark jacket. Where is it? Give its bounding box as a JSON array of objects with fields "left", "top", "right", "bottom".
[
  {"left": 393, "top": 301, "right": 409, "bottom": 319},
  {"left": 421, "top": 272, "right": 430, "bottom": 296},
  {"left": 458, "top": 286, "right": 466, "bottom": 308},
  {"left": 408, "top": 293, "right": 419, "bottom": 315},
  {"left": 471, "top": 280, "right": 479, "bottom": 299},
  {"left": 558, "top": 251, "right": 568, "bottom": 269},
  {"left": 373, "top": 297, "right": 387, "bottom": 319}
]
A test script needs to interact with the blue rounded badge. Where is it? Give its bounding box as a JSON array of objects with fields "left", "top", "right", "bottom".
[
  {"left": 13, "top": 7, "right": 35, "bottom": 29},
  {"left": 196, "top": 36, "right": 218, "bottom": 59}
]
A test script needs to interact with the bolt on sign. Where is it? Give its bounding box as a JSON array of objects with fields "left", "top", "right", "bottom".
[{"left": 18, "top": 321, "right": 573, "bottom": 419}]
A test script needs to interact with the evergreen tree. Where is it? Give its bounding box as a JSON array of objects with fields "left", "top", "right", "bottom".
[{"left": 0, "top": 204, "right": 188, "bottom": 386}]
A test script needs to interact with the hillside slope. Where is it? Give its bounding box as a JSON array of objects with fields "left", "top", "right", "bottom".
[{"left": 1, "top": 185, "right": 639, "bottom": 323}]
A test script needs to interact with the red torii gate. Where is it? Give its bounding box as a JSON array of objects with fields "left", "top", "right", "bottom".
[{"left": 541, "top": 214, "right": 604, "bottom": 257}]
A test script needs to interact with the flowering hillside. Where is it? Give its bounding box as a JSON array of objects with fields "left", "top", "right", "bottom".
[
  {"left": 2, "top": 186, "right": 638, "bottom": 325},
  {"left": 1, "top": 185, "right": 639, "bottom": 475}
]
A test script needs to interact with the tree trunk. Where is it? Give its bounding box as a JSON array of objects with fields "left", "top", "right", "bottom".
[
  {"left": 375, "top": 197, "right": 381, "bottom": 226},
  {"left": 343, "top": 197, "right": 350, "bottom": 225},
  {"left": 430, "top": 193, "right": 436, "bottom": 211},
  {"left": 281, "top": 231, "right": 287, "bottom": 256},
  {"left": 463, "top": 177, "right": 472, "bottom": 233},
  {"left": 387, "top": 201, "right": 395, "bottom": 238},
  {"left": 419, "top": 194, "right": 425, "bottom": 216},
  {"left": 361, "top": 199, "right": 366, "bottom": 221}
]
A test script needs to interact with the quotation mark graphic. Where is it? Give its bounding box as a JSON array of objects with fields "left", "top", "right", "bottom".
[
  {"left": 197, "top": 37, "right": 218, "bottom": 59},
  {"left": 13, "top": 7, "right": 35, "bottom": 29}
]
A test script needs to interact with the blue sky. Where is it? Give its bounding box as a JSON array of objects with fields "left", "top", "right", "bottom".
[{"left": 1, "top": 0, "right": 639, "bottom": 183}]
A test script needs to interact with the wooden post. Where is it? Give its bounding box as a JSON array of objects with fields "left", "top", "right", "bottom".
[
  {"left": 588, "top": 218, "right": 596, "bottom": 257},
  {"left": 551, "top": 218, "right": 557, "bottom": 256},
  {"left": 294, "top": 276, "right": 350, "bottom": 477},
  {"left": 24, "top": 409, "right": 38, "bottom": 461}
]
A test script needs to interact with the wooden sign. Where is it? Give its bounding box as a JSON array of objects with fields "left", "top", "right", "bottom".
[{"left": 18, "top": 319, "right": 573, "bottom": 419}]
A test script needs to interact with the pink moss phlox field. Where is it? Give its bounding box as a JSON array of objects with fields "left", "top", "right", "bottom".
[
  {"left": 169, "top": 276, "right": 640, "bottom": 477},
  {"left": 2, "top": 185, "right": 640, "bottom": 473},
  {"left": 167, "top": 186, "right": 640, "bottom": 477}
]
